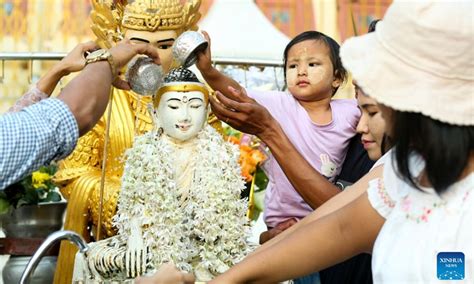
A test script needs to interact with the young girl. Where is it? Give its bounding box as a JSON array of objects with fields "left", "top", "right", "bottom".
[{"left": 196, "top": 31, "right": 360, "bottom": 240}]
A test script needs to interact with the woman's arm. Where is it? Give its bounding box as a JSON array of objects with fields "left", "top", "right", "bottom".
[
  {"left": 8, "top": 42, "right": 99, "bottom": 113},
  {"left": 257, "top": 165, "right": 384, "bottom": 251},
  {"left": 210, "top": 90, "right": 341, "bottom": 209},
  {"left": 195, "top": 32, "right": 245, "bottom": 96},
  {"left": 210, "top": 191, "right": 385, "bottom": 283}
]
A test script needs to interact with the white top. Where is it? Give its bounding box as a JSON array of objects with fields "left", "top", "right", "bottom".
[{"left": 367, "top": 154, "right": 473, "bottom": 283}]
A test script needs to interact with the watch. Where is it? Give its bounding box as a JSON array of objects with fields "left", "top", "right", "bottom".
[{"left": 85, "top": 49, "right": 116, "bottom": 77}]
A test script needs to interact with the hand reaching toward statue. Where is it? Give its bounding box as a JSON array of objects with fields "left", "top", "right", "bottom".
[
  {"left": 134, "top": 263, "right": 196, "bottom": 284},
  {"left": 259, "top": 218, "right": 298, "bottom": 244},
  {"left": 59, "top": 41, "right": 99, "bottom": 76},
  {"left": 209, "top": 86, "right": 279, "bottom": 142},
  {"left": 108, "top": 39, "right": 161, "bottom": 90}
]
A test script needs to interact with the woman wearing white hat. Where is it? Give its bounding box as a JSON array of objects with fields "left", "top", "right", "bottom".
[{"left": 207, "top": 0, "right": 473, "bottom": 283}]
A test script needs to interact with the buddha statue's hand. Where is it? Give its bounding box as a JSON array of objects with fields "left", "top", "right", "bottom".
[{"left": 125, "top": 219, "right": 147, "bottom": 278}]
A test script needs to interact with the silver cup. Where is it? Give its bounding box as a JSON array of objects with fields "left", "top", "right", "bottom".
[
  {"left": 125, "top": 56, "right": 163, "bottom": 96},
  {"left": 172, "top": 31, "right": 209, "bottom": 68}
]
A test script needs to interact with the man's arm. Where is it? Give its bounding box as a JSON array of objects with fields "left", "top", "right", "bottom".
[
  {"left": 58, "top": 40, "right": 160, "bottom": 135},
  {"left": 210, "top": 90, "right": 341, "bottom": 209},
  {"left": 0, "top": 40, "right": 160, "bottom": 189}
]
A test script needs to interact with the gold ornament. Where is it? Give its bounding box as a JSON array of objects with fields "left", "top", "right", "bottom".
[{"left": 90, "top": 0, "right": 201, "bottom": 48}]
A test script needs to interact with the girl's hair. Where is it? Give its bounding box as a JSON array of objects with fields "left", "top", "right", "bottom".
[
  {"left": 283, "top": 31, "right": 347, "bottom": 94},
  {"left": 391, "top": 111, "right": 473, "bottom": 194}
]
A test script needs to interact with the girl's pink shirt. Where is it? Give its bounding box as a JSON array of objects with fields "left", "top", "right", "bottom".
[{"left": 247, "top": 89, "right": 360, "bottom": 228}]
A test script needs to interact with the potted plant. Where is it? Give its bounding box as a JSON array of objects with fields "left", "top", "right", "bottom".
[{"left": 0, "top": 164, "right": 66, "bottom": 284}]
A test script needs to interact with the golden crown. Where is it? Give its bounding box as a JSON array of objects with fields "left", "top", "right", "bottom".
[{"left": 90, "top": 0, "right": 201, "bottom": 48}]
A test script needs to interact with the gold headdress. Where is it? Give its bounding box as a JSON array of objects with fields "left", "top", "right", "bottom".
[{"left": 90, "top": 0, "right": 201, "bottom": 48}]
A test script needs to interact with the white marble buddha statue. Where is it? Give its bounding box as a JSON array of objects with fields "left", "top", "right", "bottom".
[{"left": 74, "top": 68, "right": 251, "bottom": 282}]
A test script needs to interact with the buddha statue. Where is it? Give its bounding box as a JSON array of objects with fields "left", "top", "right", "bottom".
[
  {"left": 72, "top": 68, "right": 251, "bottom": 282},
  {"left": 53, "top": 1, "right": 222, "bottom": 283}
]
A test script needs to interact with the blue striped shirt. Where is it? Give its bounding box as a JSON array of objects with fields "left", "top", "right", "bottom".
[{"left": 0, "top": 98, "right": 78, "bottom": 189}]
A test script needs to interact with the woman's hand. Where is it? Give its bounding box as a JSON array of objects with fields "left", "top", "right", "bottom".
[
  {"left": 209, "top": 86, "right": 279, "bottom": 142},
  {"left": 58, "top": 41, "right": 100, "bottom": 76}
]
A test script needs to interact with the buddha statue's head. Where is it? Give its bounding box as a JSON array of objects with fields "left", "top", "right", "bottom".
[
  {"left": 91, "top": 0, "right": 201, "bottom": 73},
  {"left": 154, "top": 67, "right": 209, "bottom": 142}
]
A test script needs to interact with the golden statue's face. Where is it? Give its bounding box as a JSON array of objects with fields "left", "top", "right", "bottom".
[{"left": 125, "top": 29, "right": 179, "bottom": 73}]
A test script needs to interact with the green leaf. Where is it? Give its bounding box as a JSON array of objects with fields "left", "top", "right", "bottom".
[
  {"left": 254, "top": 166, "right": 269, "bottom": 192},
  {"left": 44, "top": 191, "right": 61, "bottom": 202},
  {"left": 0, "top": 198, "right": 11, "bottom": 214}
]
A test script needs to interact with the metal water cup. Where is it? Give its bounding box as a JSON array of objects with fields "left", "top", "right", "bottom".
[
  {"left": 172, "top": 31, "right": 208, "bottom": 68},
  {"left": 125, "top": 56, "right": 163, "bottom": 96}
]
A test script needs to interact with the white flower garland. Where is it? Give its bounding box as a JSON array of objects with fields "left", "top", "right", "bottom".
[{"left": 113, "top": 125, "right": 251, "bottom": 276}]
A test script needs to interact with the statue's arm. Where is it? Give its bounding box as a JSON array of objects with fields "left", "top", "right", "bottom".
[{"left": 209, "top": 90, "right": 341, "bottom": 209}]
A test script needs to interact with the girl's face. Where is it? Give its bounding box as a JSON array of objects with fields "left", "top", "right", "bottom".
[
  {"left": 286, "top": 40, "right": 341, "bottom": 102},
  {"left": 356, "top": 87, "right": 386, "bottom": 161}
]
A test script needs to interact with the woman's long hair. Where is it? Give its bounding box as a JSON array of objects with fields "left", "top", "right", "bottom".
[{"left": 391, "top": 111, "right": 473, "bottom": 194}]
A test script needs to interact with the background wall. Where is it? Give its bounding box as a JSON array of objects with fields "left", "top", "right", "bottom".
[{"left": 0, "top": 0, "right": 391, "bottom": 112}]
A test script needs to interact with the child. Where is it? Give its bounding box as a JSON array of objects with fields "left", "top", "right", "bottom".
[{"left": 196, "top": 31, "right": 360, "bottom": 241}]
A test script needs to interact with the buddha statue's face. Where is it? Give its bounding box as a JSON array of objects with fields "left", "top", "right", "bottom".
[
  {"left": 125, "top": 29, "right": 179, "bottom": 73},
  {"left": 157, "top": 83, "right": 208, "bottom": 142}
]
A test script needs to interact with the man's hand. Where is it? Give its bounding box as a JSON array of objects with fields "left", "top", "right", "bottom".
[
  {"left": 134, "top": 263, "right": 195, "bottom": 284},
  {"left": 209, "top": 86, "right": 278, "bottom": 141},
  {"left": 259, "top": 218, "right": 297, "bottom": 244},
  {"left": 108, "top": 39, "right": 161, "bottom": 90}
]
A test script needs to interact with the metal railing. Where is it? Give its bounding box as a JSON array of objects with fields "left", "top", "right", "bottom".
[{"left": 0, "top": 52, "right": 284, "bottom": 67}]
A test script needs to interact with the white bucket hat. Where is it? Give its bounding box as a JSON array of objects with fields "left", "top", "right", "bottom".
[{"left": 341, "top": 0, "right": 474, "bottom": 126}]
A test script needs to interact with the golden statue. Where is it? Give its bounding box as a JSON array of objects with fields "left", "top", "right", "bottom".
[{"left": 52, "top": 1, "right": 220, "bottom": 283}]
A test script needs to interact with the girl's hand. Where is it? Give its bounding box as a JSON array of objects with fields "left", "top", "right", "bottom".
[{"left": 195, "top": 31, "right": 214, "bottom": 75}]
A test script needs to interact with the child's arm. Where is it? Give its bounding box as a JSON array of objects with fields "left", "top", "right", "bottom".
[
  {"left": 196, "top": 31, "right": 245, "bottom": 96},
  {"left": 209, "top": 192, "right": 385, "bottom": 283}
]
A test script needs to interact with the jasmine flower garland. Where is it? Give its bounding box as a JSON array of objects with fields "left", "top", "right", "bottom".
[{"left": 113, "top": 125, "right": 252, "bottom": 276}]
